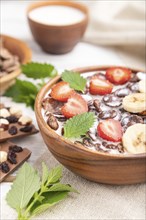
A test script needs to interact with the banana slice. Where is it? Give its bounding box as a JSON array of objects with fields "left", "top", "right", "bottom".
[
  {"left": 122, "top": 124, "right": 146, "bottom": 154},
  {"left": 139, "top": 80, "right": 146, "bottom": 93},
  {"left": 122, "top": 93, "right": 146, "bottom": 113}
]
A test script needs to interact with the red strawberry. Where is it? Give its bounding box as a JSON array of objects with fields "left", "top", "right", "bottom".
[
  {"left": 50, "top": 81, "right": 74, "bottom": 102},
  {"left": 61, "top": 93, "right": 88, "bottom": 118},
  {"left": 89, "top": 76, "right": 113, "bottom": 95},
  {"left": 106, "top": 67, "right": 131, "bottom": 85},
  {"left": 97, "top": 119, "right": 123, "bottom": 142}
]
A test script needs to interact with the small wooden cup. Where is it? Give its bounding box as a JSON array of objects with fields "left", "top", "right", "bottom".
[
  {"left": 0, "top": 35, "right": 32, "bottom": 94},
  {"left": 35, "top": 66, "right": 146, "bottom": 185},
  {"left": 27, "top": 1, "right": 89, "bottom": 54}
]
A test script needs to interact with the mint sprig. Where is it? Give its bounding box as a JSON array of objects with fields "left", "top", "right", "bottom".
[
  {"left": 21, "top": 62, "right": 57, "bottom": 79},
  {"left": 62, "top": 70, "right": 87, "bottom": 92},
  {"left": 6, "top": 162, "right": 78, "bottom": 220},
  {"left": 4, "top": 79, "right": 38, "bottom": 109},
  {"left": 4, "top": 62, "right": 58, "bottom": 109},
  {"left": 64, "top": 112, "right": 95, "bottom": 138}
]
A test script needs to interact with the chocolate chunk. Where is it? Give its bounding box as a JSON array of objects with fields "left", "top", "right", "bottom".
[
  {"left": 20, "top": 125, "right": 33, "bottom": 133},
  {"left": 99, "top": 110, "right": 117, "bottom": 119},
  {"left": 103, "top": 94, "right": 122, "bottom": 107},
  {"left": 115, "top": 88, "right": 130, "bottom": 97},
  {"left": 47, "top": 113, "right": 59, "bottom": 130},
  {"left": 9, "top": 145, "right": 23, "bottom": 153},
  {"left": 8, "top": 126, "right": 18, "bottom": 135},
  {"left": 6, "top": 115, "right": 18, "bottom": 123},
  {"left": 7, "top": 151, "right": 17, "bottom": 164},
  {"left": 0, "top": 162, "right": 10, "bottom": 173}
]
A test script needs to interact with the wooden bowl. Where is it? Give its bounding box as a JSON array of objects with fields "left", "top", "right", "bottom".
[
  {"left": 0, "top": 35, "right": 32, "bottom": 94},
  {"left": 35, "top": 66, "right": 146, "bottom": 185},
  {"left": 27, "top": 1, "right": 88, "bottom": 54}
]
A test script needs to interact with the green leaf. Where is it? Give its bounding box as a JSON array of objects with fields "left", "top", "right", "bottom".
[
  {"left": 64, "top": 112, "right": 95, "bottom": 138},
  {"left": 6, "top": 162, "right": 40, "bottom": 211},
  {"left": 30, "top": 191, "right": 68, "bottom": 216},
  {"left": 47, "top": 166, "right": 62, "bottom": 185},
  {"left": 21, "top": 62, "right": 57, "bottom": 79},
  {"left": 4, "top": 79, "right": 38, "bottom": 109},
  {"left": 62, "top": 70, "right": 87, "bottom": 92},
  {"left": 41, "top": 162, "right": 49, "bottom": 185},
  {"left": 47, "top": 183, "right": 78, "bottom": 193}
]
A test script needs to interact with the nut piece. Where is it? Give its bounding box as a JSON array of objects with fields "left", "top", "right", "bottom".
[
  {"left": 47, "top": 113, "right": 59, "bottom": 130},
  {"left": 9, "top": 106, "right": 22, "bottom": 118},
  {"left": 0, "top": 108, "right": 10, "bottom": 118},
  {"left": 0, "top": 151, "right": 8, "bottom": 163},
  {"left": 0, "top": 118, "right": 9, "bottom": 131},
  {"left": 18, "top": 115, "right": 32, "bottom": 126}
]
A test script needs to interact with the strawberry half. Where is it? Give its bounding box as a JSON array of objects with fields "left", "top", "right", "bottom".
[
  {"left": 50, "top": 81, "right": 74, "bottom": 102},
  {"left": 89, "top": 76, "right": 113, "bottom": 95},
  {"left": 106, "top": 67, "right": 131, "bottom": 85},
  {"left": 61, "top": 93, "right": 88, "bottom": 118},
  {"left": 97, "top": 119, "right": 123, "bottom": 142}
]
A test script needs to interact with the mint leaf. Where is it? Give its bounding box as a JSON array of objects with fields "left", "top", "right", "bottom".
[
  {"left": 21, "top": 62, "right": 57, "bottom": 79},
  {"left": 6, "top": 162, "right": 40, "bottom": 211},
  {"left": 41, "top": 162, "right": 49, "bottom": 185},
  {"left": 4, "top": 79, "right": 38, "bottom": 109},
  {"left": 47, "top": 183, "right": 78, "bottom": 193},
  {"left": 64, "top": 112, "right": 95, "bottom": 138},
  {"left": 62, "top": 70, "right": 87, "bottom": 92},
  {"left": 30, "top": 191, "right": 68, "bottom": 216},
  {"left": 47, "top": 166, "right": 62, "bottom": 184}
]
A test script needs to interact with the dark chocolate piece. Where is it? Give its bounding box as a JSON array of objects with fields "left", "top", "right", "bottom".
[{"left": 47, "top": 113, "right": 59, "bottom": 130}]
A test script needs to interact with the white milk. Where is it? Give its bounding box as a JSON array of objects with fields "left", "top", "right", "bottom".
[{"left": 29, "top": 5, "right": 85, "bottom": 26}]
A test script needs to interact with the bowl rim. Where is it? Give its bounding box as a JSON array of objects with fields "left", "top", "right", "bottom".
[
  {"left": 0, "top": 34, "right": 32, "bottom": 83},
  {"left": 35, "top": 65, "right": 146, "bottom": 159},
  {"left": 27, "top": 0, "right": 89, "bottom": 29}
]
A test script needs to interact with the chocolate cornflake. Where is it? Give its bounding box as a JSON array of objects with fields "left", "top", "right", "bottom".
[
  {"left": 8, "top": 126, "right": 18, "bottom": 135},
  {"left": 47, "top": 113, "right": 59, "bottom": 130},
  {"left": 19, "top": 125, "right": 33, "bottom": 133}
]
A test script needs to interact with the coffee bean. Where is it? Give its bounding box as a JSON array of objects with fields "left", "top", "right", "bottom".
[{"left": 8, "top": 126, "right": 18, "bottom": 135}]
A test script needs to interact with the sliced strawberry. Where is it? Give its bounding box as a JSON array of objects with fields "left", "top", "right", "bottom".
[
  {"left": 89, "top": 76, "right": 113, "bottom": 95},
  {"left": 97, "top": 119, "right": 123, "bottom": 142},
  {"left": 61, "top": 93, "right": 88, "bottom": 118},
  {"left": 106, "top": 67, "right": 131, "bottom": 85},
  {"left": 50, "top": 81, "right": 74, "bottom": 102}
]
